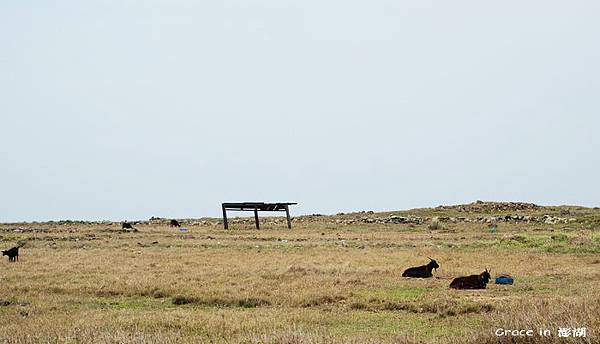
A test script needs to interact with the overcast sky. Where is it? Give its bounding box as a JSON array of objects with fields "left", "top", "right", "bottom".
[{"left": 1, "top": 1, "right": 599, "bottom": 222}]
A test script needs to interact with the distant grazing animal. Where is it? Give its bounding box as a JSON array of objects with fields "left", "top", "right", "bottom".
[
  {"left": 402, "top": 258, "right": 439, "bottom": 278},
  {"left": 450, "top": 268, "right": 491, "bottom": 289},
  {"left": 122, "top": 222, "right": 134, "bottom": 230},
  {"left": 2, "top": 244, "right": 24, "bottom": 262},
  {"left": 169, "top": 219, "right": 181, "bottom": 227}
]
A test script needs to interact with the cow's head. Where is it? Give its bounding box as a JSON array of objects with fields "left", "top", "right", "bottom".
[
  {"left": 427, "top": 257, "right": 440, "bottom": 271},
  {"left": 481, "top": 268, "right": 491, "bottom": 283}
]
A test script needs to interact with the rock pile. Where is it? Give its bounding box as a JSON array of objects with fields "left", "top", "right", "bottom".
[
  {"left": 355, "top": 216, "right": 425, "bottom": 225},
  {"left": 436, "top": 201, "right": 541, "bottom": 213},
  {"left": 321, "top": 214, "right": 574, "bottom": 226}
]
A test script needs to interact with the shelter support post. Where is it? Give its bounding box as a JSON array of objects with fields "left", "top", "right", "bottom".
[
  {"left": 254, "top": 208, "right": 260, "bottom": 229},
  {"left": 222, "top": 204, "right": 228, "bottom": 230},
  {"left": 285, "top": 205, "right": 291, "bottom": 229}
]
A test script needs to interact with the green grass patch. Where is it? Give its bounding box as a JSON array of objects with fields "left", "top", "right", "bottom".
[
  {"left": 331, "top": 311, "right": 405, "bottom": 337},
  {"left": 92, "top": 297, "right": 168, "bottom": 310},
  {"left": 581, "top": 214, "right": 600, "bottom": 229},
  {"left": 301, "top": 294, "right": 347, "bottom": 307},
  {"left": 331, "top": 310, "right": 485, "bottom": 339},
  {"left": 171, "top": 296, "right": 271, "bottom": 308},
  {"left": 468, "top": 233, "right": 600, "bottom": 254},
  {"left": 367, "top": 286, "right": 428, "bottom": 302}
]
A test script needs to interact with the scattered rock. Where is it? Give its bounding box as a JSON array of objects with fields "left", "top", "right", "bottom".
[{"left": 437, "top": 201, "right": 541, "bottom": 213}]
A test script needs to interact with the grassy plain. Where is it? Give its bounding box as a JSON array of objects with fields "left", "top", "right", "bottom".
[{"left": 0, "top": 203, "right": 598, "bottom": 343}]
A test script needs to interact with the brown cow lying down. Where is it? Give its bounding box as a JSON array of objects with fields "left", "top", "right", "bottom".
[{"left": 450, "top": 268, "right": 491, "bottom": 289}]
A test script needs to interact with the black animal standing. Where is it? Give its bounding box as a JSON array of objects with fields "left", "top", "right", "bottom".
[
  {"left": 122, "top": 222, "right": 136, "bottom": 231},
  {"left": 2, "top": 244, "right": 23, "bottom": 262},
  {"left": 169, "top": 219, "right": 181, "bottom": 227},
  {"left": 450, "top": 268, "right": 491, "bottom": 289},
  {"left": 402, "top": 258, "right": 440, "bottom": 278}
]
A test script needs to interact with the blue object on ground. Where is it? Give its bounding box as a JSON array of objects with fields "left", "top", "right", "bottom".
[{"left": 495, "top": 276, "right": 514, "bottom": 285}]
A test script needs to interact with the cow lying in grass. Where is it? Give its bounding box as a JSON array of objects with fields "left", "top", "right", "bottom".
[
  {"left": 450, "top": 268, "right": 491, "bottom": 289},
  {"left": 2, "top": 244, "right": 24, "bottom": 262},
  {"left": 170, "top": 219, "right": 181, "bottom": 227},
  {"left": 402, "top": 258, "right": 439, "bottom": 278}
]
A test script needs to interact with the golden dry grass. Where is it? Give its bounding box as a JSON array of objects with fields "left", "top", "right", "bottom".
[{"left": 0, "top": 207, "right": 598, "bottom": 343}]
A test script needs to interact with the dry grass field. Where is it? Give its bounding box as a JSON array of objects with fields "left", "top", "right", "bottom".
[{"left": 1, "top": 202, "right": 599, "bottom": 343}]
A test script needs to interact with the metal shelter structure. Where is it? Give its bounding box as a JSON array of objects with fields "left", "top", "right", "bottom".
[{"left": 221, "top": 202, "right": 297, "bottom": 229}]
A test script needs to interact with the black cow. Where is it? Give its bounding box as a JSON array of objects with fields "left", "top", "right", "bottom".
[
  {"left": 402, "top": 258, "right": 439, "bottom": 278},
  {"left": 450, "top": 268, "right": 491, "bottom": 289},
  {"left": 122, "top": 222, "right": 135, "bottom": 230},
  {"left": 2, "top": 245, "right": 22, "bottom": 262},
  {"left": 169, "top": 219, "right": 181, "bottom": 227}
]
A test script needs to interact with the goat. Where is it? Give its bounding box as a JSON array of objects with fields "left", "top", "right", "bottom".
[
  {"left": 402, "top": 258, "right": 439, "bottom": 278},
  {"left": 169, "top": 219, "right": 181, "bottom": 227},
  {"left": 2, "top": 243, "right": 24, "bottom": 262},
  {"left": 450, "top": 268, "right": 491, "bottom": 289}
]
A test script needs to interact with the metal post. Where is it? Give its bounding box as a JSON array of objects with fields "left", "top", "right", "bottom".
[
  {"left": 254, "top": 208, "right": 260, "bottom": 229},
  {"left": 285, "top": 205, "right": 292, "bottom": 229},
  {"left": 222, "top": 204, "right": 228, "bottom": 229}
]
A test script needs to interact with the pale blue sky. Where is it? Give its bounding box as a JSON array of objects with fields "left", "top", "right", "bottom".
[{"left": 1, "top": 1, "right": 599, "bottom": 222}]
